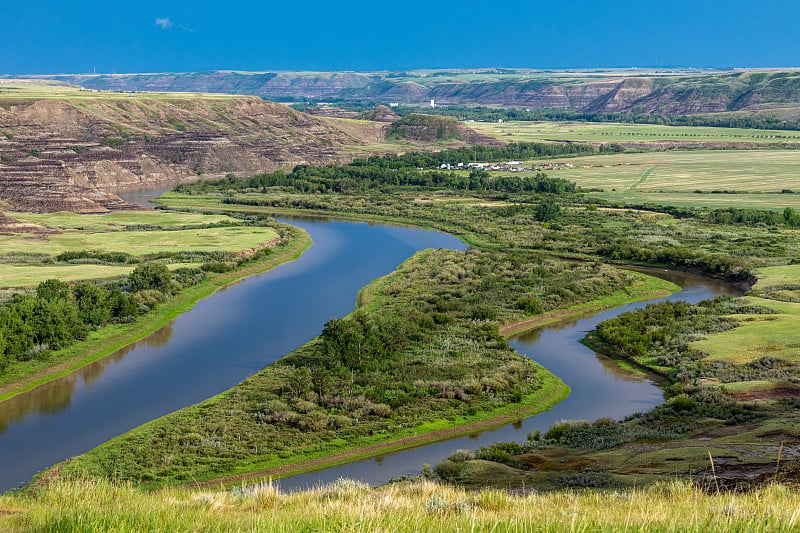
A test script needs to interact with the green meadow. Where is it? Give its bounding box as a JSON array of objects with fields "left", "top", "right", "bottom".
[
  {"left": 471, "top": 120, "right": 800, "bottom": 144},
  {"left": 0, "top": 211, "right": 277, "bottom": 288}
]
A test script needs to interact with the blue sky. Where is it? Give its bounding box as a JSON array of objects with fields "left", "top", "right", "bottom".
[{"left": 2, "top": 0, "right": 799, "bottom": 74}]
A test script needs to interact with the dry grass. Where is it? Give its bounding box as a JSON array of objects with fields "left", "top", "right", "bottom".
[{"left": 1, "top": 477, "right": 797, "bottom": 532}]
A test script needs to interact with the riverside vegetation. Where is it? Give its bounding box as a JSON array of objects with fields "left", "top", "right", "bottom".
[
  {"left": 50, "top": 247, "right": 674, "bottom": 486},
  {"left": 3, "top": 137, "right": 800, "bottom": 529},
  {"left": 150, "top": 141, "right": 800, "bottom": 491},
  {"left": 0, "top": 211, "right": 303, "bottom": 400}
]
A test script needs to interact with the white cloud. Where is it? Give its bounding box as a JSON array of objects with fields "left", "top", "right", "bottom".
[{"left": 155, "top": 17, "right": 173, "bottom": 30}]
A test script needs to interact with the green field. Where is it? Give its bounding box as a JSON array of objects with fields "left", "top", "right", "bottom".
[
  {"left": 471, "top": 120, "right": 800, "bottom": 144},
  {"left": 691, "top": 296, "right": 800, "bottom": 365},
  {"left": 489, "top": 149, "right": 800, "bottom": 210},
  {"left": 0, "top": 262, "right": 200, "bottom": 288},
  {"left": 0, "top": 226, "right": 277, "bottom": 257},
  {"left": 10, "top": 210, "right": 236, "bottom": 230},
  {"left": 0, "top": 211, "right": 277, "bottom": 287},
  {"left": 517, "top": 150, "right": 800, "bottom": 192}
]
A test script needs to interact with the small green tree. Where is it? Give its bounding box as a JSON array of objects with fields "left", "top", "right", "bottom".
[
  {"left": 73, "top": 281, "right": 111, "bottom": 327},
  {"left": 535, "top": 197, "right": 560, "bottom": 222},
  {"left": 784, "top": 207, "right": 800, "bottom": 227},
  {"left": 36, "top": 279, "right": 71, "bottom": 301},
  {"left": 129, "top": 263, "right": 173, "bottom": 292}
]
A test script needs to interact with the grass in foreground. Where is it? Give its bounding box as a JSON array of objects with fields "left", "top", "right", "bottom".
[{"left": 1, "top": 477, "right": 798, "bottom": 532}]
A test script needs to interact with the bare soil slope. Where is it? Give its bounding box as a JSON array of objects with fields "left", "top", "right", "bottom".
[{"left": 0, "top": 94, "right": 383, "bottom": 212}]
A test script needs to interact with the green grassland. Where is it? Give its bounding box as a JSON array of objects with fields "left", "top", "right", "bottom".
[
  {"left": 471, "top": 120, "right": 800, "bottom": 144},
  {"left": 690, "top": 266, "right": 800, "bottom": 366},
  {"left": 0, "top": 226, "right": 277, "bottom": 258},
  {"left": 692, "top": 297, "right": 800, "bottom": 365},
  {"left": 2, "top": 477, "right": 797, "bottom": 532},
  {"left": 0, "top": 262, "right": 201, "bottom": 288},
  {"left": 0, "top": 210, "right": 277, "bottom": 288},
  {"left": 10, "top": 210, "right": 236, "bottom": 230},
  {"left": 511, "top": 150, "right": 800, "bottom": 194}
]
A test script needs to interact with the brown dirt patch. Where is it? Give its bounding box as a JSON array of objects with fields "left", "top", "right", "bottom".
[
  {"left": 0, "top": 211, "right": 56, "bottom": 234},
  {"left": 729, "top": 386, "right": 800, "bottom": 402}
]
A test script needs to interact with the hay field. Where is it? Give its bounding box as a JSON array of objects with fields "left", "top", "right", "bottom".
[{"left": 471, "top": 120, "right": 800, "bottom": 144}]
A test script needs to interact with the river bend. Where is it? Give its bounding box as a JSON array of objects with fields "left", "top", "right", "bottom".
[{"left": 0, "top": 213, "right": 737, "bottom": 492}]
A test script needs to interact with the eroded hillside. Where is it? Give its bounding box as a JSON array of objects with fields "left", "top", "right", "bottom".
[{"left": 0, "top": 90, "right": 384, "bottom": 212}]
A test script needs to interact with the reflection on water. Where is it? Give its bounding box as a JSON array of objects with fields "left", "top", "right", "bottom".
[
  {"left": 0, "top": 217, "right": 466, "bottom": 492},
  {"left": 114, "top": 183, "right": 182, "bottom": 208},
  {"left": 277, "top": 266, "right": 739, "bottom": 491},
  {"left": 0, "top": 324, "right": 175, "bottom": 432},
  {"left": 0, "top": 376, "right": 78, "bottom": 433}
]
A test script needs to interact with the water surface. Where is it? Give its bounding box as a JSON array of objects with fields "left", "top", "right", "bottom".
[
  {"left": 278, "top": 268, "right": 740, "bottom": 490},
  {"left": 0, "top": 218, "right": 465, "bottom": 491}
]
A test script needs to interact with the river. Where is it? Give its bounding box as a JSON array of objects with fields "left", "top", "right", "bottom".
[
  {"left": 0, "top": 204, "right": 739, "bottom": 492},
  {"left": 0, "top": 217, "right": 465, "bottom": 491},
  {"left": 279, "top": 269, "right": 738, "bottom": 490}
]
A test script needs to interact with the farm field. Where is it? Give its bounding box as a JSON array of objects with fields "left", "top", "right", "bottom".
[
  {"left": 0, "top": 210, "right": 277, "bottom": 287},
  {"left": 487, "top": 149, "right": 800, "bottom": 210},
  {"left": 515, "top": 150, "right": 800, "bottom": 193},
  {"left": 0, "top": 226, "right": 277, "bottom": 257},
  {"left": 10, "top": 210, "right": 237, "bottom": 231},
  {"left": 470, "top": 120, "right": 800, "bottom": 144}
]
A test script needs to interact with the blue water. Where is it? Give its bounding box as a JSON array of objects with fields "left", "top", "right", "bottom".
[
  {"left": 278, "top": 269, "right": 739, "bottom": 490},
  {"left": 0, "top": 218, "right": 465, "bottom": 492}
]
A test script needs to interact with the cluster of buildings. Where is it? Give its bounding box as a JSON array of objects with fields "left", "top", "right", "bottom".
[{"left": 438, "top": 161, "right": 577, "bottom": 172}]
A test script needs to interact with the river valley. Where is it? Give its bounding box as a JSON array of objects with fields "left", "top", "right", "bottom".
[{"left": 0, "top": 205, "right": 739, "bottom": 492}]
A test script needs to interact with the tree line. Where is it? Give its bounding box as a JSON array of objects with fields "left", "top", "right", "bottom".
[
  {"left": 0, "top": 264, "right": 202, "bottom": 373},
  {"left": 298, "top": 101, "right": 800, "bottom": 132},
  {"left": 178, "top": 143, "right": 582, "bottom": 196}
]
